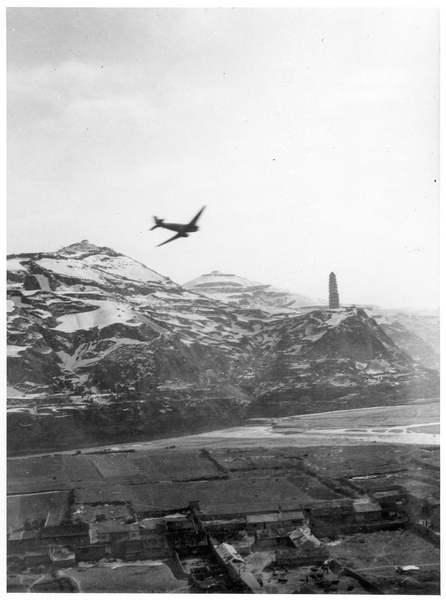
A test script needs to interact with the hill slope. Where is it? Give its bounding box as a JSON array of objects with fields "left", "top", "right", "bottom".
[
  {"left": 185, "top": 273, "right": 439, "bottom": 371},
  {"left": 7, "top": 241, "right": 438, "bottom": 452},
  {"left": 184, "top": 271, "right": 325, "bottom": 313}
]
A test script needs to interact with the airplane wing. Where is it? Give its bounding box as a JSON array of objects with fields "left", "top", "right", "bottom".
[
  {"left": 188, "top": 206, "right": 206, "bottom": 227},
  {"left": 157, "top": 232, "right": 183, "bottom": 247}
]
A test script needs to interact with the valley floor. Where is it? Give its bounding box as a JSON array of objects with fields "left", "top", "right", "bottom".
[
  {"left": 65, "top": 397, "right": 439, "bottom": 454},
  {"left": 7, "top": 399, "right": 440, "bottom": 594}
]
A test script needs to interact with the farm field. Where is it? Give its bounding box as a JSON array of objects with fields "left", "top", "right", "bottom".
[
  {"left": 8, "top": 448, "right": 223, "bottom": 494},
  {"left": 207, "top": 447, "right": 306, "bottom": 471},
  {"left": 8, "top": 401, "right": 439, "bottom": 519},
  {"left": 8, "top": 442, "right": 439, "bottom": 521},
  {"left": 7, "top": 454, "right": 104, "bottom": 494},
  {"left": 65, "top": 562, "right": 187, "bottom": 593},
  {"left": 328, "top": 530, "right": 440, "bottom": 594},
  {"left": 290, "top": 445, "right": 414, "bottom": 479},
  {"left": 8, "top": 561, "right": 188, "bottom": 594},
  {"left": 131, "top": 448, "right": 222, "bottom": 480},
  {"left": 74, "top": 476, "right": 313, "bottom": 515}
]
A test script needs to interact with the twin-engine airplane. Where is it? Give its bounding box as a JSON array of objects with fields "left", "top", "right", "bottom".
[{"left": 150, "top": 206, "right": 206, "bottom": 247}]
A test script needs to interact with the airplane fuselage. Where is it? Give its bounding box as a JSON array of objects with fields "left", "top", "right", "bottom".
[{"left": 159, "top": 223, "right": 199, "bottom": 233}]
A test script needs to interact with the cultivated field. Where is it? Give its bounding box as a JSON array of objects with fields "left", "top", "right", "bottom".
[
  {"left": 66, "top": 562, "right": 187, "bottom": 594},
  {"left": 328, "top": 530, "right": 440, "bottom": 594},
  {"left": 74, "top": 476, "right": 313, "bottom": 515}
]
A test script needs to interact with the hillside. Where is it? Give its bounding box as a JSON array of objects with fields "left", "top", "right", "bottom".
[
  {"left": 364, "top": 307, "right": 440, "bottom": 370},
  {"left": 7, "top": 241, "right": 438, "bottom": 452},
  {"left": 7, "top": 241, "right": 276, "bottom": 398},
  {"left": 184, "top": 271, "right": 325, "bottom": 313},
  {"left": 186, "top": 272, "right": 439, "bottom": 371}
]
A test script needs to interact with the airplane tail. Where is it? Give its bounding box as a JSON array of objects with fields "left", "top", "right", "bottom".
[{"left": 150, "top": 217, "right": 164, "bottom": 230}]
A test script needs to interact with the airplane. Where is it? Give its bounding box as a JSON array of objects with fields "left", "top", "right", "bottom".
[{"left": 150, "top": 206, "right": 206, "bottom": 247}]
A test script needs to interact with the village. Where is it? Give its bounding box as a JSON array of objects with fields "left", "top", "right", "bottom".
[{"left": 7, "top": 440, "right": 440, "bottom": 594}]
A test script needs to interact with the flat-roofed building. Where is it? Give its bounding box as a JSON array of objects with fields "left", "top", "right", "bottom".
[
  {"left": 371, "top": 488, "right": 406, "bottom": 508},
  {"left": 41, "top": 522, "right": 89, "bottom": 546},
  {"left": 353, "top": 499, "right": 382, "bottom": 522},
  {"left": 246, "top": 510, "right": 305, "bottom": 532},
  {"left": 89, "top": 522, "right": 140, "bottom": 544}
]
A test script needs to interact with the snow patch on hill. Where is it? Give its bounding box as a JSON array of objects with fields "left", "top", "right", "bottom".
[
  {"left": 7, "top": 258, "right": 28, "bottom": 272},
  {"left": 325, "top": 311, "right": 349, "bottom": 327},
  {"left": 37, "top": 258, "right": 107, "bottom": 285},
  {"left": 54, "top": 301, "right": 138, "bottom": 332},
  {"left": 7, "top": 345, "right": 28, "bottom": 357},
  {"left": 81, "top": 254, "right": 167, "bottom": 284}
]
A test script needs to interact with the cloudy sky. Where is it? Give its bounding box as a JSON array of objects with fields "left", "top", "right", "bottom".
[{"left": 7, "top": 8, "right": 439, "bottom": 308}]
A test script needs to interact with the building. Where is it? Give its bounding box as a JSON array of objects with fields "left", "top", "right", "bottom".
[
  {"left": 139, "top": 518, "right": 170, "bottom": 558},
  {"left": 213, "top": 542, "right": 266, "bottom": 593},
  {"left": 7, "top": 530, "right": 41, "bottom": 555},
  {"left": 74, "top": 543, "right": 111, "bottom": 562},
  {"left": 89, "top": 522, "right": 140, "bottom": 544},
  {"left": 420, "top": 497, "right": 440, "bottom": 531},
  {"left": 223, "top": 531, "right": 254, "bottom": 557},
  {"left": 371, "top": 488, "right": 407, "bottom": 514},
  {"left": 41, "top": 522, "right": 90, "bottom": 546},
  {"left": 353, "top": 499, "right": 382, "bottom": 523},
  {"left": 201, "top": 517, "right": 246, "bottom": 536},
  {"left": 309, "top": 501, "right": 355, "bottom": 537},
  {"left": 163, "top": 513, "right": 208, "bottom": 553},
  {"left": 49, "top": 545, "right": 76, "bottom": 568},
  {"left": 246, "top": 510, "right": 305, "bottom": 532},
  {"left": 275, "top": 526, "right": 329, "bottom": 566}
]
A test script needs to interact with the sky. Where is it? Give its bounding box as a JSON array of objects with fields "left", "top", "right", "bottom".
[{"left": 7, "top": 8, "right": 440, "bottom": 309}]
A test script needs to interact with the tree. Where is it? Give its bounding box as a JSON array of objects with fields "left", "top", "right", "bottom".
[{"left": 329, "top": 272, "right": 340, "bottom": 308}]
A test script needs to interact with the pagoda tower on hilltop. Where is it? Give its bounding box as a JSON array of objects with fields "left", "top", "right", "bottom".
[{"left": 329, "top": 272, "right": 340, "bottom": 308}]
